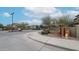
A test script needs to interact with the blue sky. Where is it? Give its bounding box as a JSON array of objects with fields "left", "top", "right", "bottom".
[{"left": 0, "top": 7, "right": 79, "bottom": 25}]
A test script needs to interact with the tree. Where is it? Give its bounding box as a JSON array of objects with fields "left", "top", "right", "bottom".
[
  {"left": 56, "top": 16, "right": 73, "bottom": 26},
  {"left": 5, "top": 22, "right": 29, "bottom": 30},
  {"left": 0, "top": 23, "right": 4, "bottom": 28},
  {"left": 16, "top": 22, "right": 29, "bottom": 30},
  {"left": 74, "top": 15, "right": 79, "bottom": 24},
  {"left": 42, "top": 16, "right": 52, "bottom": 26},
  {"left": 42, "top": 16, "right": 53, "bottom": 32},
  {"left": 5, "top": 24, "right": 12, "bottom": 30}
]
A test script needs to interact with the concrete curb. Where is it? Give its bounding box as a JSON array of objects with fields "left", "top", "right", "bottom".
[{"left": 27, "top": 32, "right": 79, "bottom": 51}]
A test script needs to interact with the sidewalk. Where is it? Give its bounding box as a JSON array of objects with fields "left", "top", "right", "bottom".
[{"left": 27, "top": 32, "right": 79, "bottom": 51}]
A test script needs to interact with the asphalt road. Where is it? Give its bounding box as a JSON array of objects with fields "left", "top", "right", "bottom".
[{"left": 0, "top": 30, "right": 69, "bottom": 51}]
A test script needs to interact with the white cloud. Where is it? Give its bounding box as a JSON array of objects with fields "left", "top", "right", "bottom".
[
  {"left": 50, "top": 11, "right": 63, "bottom": 18},
  {"left": 24, "top": 7, "right": 79, "bottom": 25},
  {"left": 75, "top": 7, "right": 79, "bottom": 10},
  {"left": 24, "top": 12, "right": 41, "bottom": 18},
  {"left": 3, "top": 12, "right": 11, "bottom": 17},
  {"left": 65, "top": 10, "right": 79, "bottom": 19},
  {"left": 25, "top": 7, "right": 57, "bottom": 14},
  {"left": 0, "top": 12, "right": 11, "bottom": 17},
  {"left": 51, "top": 10, "right": 79, "bottom": 19},
  {"left": 24, "top": 7, "right": 57, "bottom": 25},
  {"left": 66, "top": 10, "right": 79, "bottom": 15},
  {"left": 18, "top": 19, "right": 42, "bottom": 25},
  {"left": 24, "top": 7, "right": 59, "bottom": 18},
  {"left": 30, "top": 19, "right": 42, "bottom": 25}
]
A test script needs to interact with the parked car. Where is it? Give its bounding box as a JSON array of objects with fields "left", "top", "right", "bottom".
[
  {"left": 18, "top": 28, "right": 22, "bottom": 31},
  {"left": 41, "top": 29, "right": 50, "bottom": 34}
]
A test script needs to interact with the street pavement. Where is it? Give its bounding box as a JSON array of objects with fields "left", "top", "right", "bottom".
[
  {"left": 28, "top": 32, "right": 79, "bottom": 51},
  {"left": 0, "top": 30, "right": 69, "bottom": 51}
]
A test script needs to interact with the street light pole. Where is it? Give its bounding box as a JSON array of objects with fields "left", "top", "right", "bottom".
[{"left": 10, "top": 12, "right": 14, "bottom": 32}]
